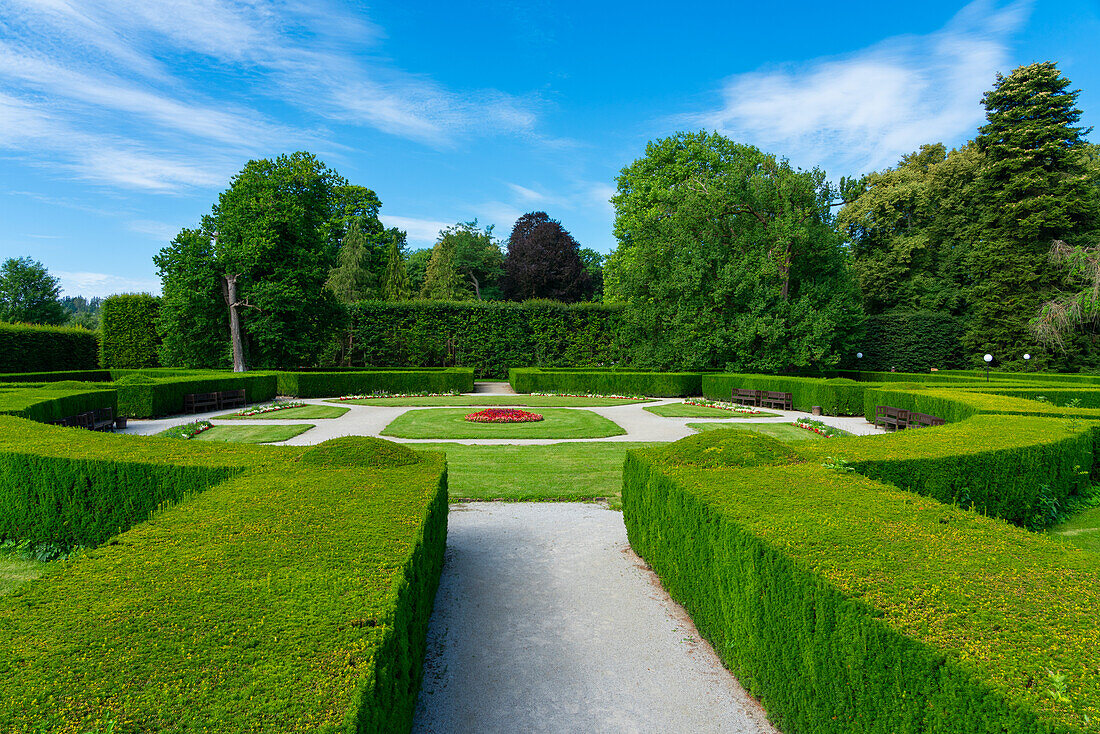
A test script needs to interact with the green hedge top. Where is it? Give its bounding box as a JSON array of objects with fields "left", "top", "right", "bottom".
[
  {"left": 509, "top": 368, "right": 703, "bottom": 397},
  {"left": 862, "top": 386, "right": 1100, "bottom": 423},
  {"left": 626, "top": 431, "right": 1100, "bottom": 732},
  {"left": 0, "top": 422, "right": 448, "bottom": 733},
  {"left": 0, "top": 387, "right": 117, "bottom": 424},
  {"left": 0, "top": 322, "right": 99, "bottom": 374}
]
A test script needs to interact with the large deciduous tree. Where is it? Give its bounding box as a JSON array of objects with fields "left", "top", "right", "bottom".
[
  {"left": 604, "top": 131, "right": 862, "bottom": 372},
  {"left": 0, "top": 257, "right": 67, "bottom": 325},
  {"left": 155, "top": 152, "right": 359, "bottom": 370},
  {"left": 502, "top": 212, "right": 593, "bottom": 302}
]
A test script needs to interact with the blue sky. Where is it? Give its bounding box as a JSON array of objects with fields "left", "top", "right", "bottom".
[{"left": 1, "top": 0, "right": 1098, "bottom": 298}]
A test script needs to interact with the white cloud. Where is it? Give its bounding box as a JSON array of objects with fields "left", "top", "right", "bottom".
[
  {"left": 380, "top": 215, "right": 451, "bottom": 247},
  {"left": 128, "top": 219, "right": 181, "bottom": 242},
  {"left": 690, "top": 0, "right": 1032, "bottom": 175},
  {"left": 55, "top": 270, "right": 161, "bottom": 298}
]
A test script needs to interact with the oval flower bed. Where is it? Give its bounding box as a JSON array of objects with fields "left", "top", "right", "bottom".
[{"left": 464, "top": 408, "right": 544, "bottom": 423}]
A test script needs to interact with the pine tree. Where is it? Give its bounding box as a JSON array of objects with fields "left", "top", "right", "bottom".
[
  {"left": 420, "top": 235, "right": 465, "bottom": 300},
  {"left": 963, "top": 62, "right": 1098, "bottom": 367},
  {"left": 325, "top": 220, "right": 376, "bottom": 302},
  {"left": 381, "top": 228, "right": 411, "bottom": 301}
]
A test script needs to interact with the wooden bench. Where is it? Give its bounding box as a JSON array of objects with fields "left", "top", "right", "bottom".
[
  {"left": 217, "top": 389, "right": 246, "bottom": 409},
  {"left": 874, "top": 405, "right": 910, "bottom": 431},
  {"left": 761, "top": 391, "right": 793, "bottom": 411},
  {"left": 92, "top": 407, "right": 115, "bottom": 432},
  {"left": 732, "top": 388, "right": 761, "bottom": 406},
  {"left": 909, "top": 412, "right": 945, "bottom": 429},
  {"left": 183, "top": 392, "right": 220, "bottom": 414}
]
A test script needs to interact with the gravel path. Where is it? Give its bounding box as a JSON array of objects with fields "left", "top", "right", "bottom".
[{"left": 413, "top": 502, "right": 778, "bottom": 734}]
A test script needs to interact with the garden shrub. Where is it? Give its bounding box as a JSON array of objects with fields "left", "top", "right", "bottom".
[
  {"left": 623, "top": 430, "right": 1100, "bottom": 734},
  {"left": 0, "top": 322, "right": 98, "bottom": 373},
  {"left": 702, "top": 374, "right": 866, "bottom": 415},
  {"left": 346, "top": 300, "right": 624, "bottom": 378},
  {"left": 299, "top": 436, "right": 423, "bottom": 469},
  {"left": 0, "top": 418, "right": 447, "bottom": 733},
  {"left": 99, "top": 293, "right": 161, "bottom": 369},
  {"left": 509, "top": 368, "right": 702, "bottom": 397},
  {"left": 278, "top": 368, "right": 475, "bottom": 398}
]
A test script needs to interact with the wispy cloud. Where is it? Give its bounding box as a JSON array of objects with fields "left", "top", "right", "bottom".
[
  {"left": 380, "top": 215, "right": 451, "bottom": 248},
  {"left": 128, "top": 219, "right": 182, "bottom": 242},
  {"left": 689, "top": 0, "right": 1031, "bottom": 175},
  {"left": 55, "top": 270, "right": 161, "bottom": 299},
  {"left": 0, "top": 0, "right": 540, "bottom": 192}
]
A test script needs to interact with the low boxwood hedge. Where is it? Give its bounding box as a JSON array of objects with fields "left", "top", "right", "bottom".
[
  {"left": 0, "top": 420, "right": 447, "bottom": 733},
  {"left": 0, "top": 386, "right": 117, "bottom": 424},
  {"left": 795, "top": 414, "right": 1094, "bottom": 528},
  {"left": 277, "top": 368, "right": 475, "bottom": 398},
  {"left": 509, "top": 368, "right": 703, "bottom": 397},
  {"left": 862, "top": 386, "right": 1100, "bottom": 424},
  {"left": 623, "top": 430, "right": 1100, "bottom": 734},
  {"left": 0, "top": 369, "right": 113, "bottom": 383},
  {"left": 702, "top": 374, "right": 866, "bottom": 415},
  {"left": 115, "top": 372, "right": 278, "bottom": 417}
]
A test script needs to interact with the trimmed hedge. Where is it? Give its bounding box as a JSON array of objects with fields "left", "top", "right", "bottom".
[
  {"left": 0, "top": 386, "right": 117, "bottom": 424},
  {"left": 509, "top": 368, "right": 703, "bottom": 397},
  {"left": 347, "top": 300, "right": 624, "bottom": 378},
  {"left": 623, "top": 430, "right": 1100, "bottom": 734},
  {"left": 856, "top": 310, "right": 966, "bottom": 372},
  {"left": 115, "top": 372, "right": 278, "bottom": 417},
  {"left": 99, "top": 294, "right": 160, "bottom": 369},
  {"left": 0, "top": 369, "right": 112, "bottom": 382},
  {"left": 702, "top": 374, "right": 866, "bottom": 415},
  {"left": 0, "top": 322, "right": 98, "bottom": 373},
  {"left": 861, "top": 386, "right": 1100, "bottom": 425},
  {"left": 0, "top": 420, "right": 447, "bottom": 733},
  {"left": 796, "top": 413, "right": 1094, "bottom": 527},
  {"left": 277, "top": 368, "right": 475, "bottom": 398}
]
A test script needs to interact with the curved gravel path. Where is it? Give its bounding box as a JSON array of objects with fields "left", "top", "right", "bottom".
[{"left": 413, "top": 502, "right": 778, "bottom": 734}]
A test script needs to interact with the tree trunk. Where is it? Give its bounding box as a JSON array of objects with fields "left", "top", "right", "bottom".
[{"left": 222, "top": 273, "right": 248, "bottom": 372}]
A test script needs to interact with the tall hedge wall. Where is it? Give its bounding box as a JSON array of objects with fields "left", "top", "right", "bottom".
[
  {"left": 623, "top": 429, "right": 1100, "bottom": 734},
  {"left": 0, "top": 322, "right": 99, "bottom": 373},
  {"left": 346, "top": 300, "right": 623, "bottom": 378},
  {"left": 99, "top": 294, "right": 161, "bottom": 369},
  {"left": 856, "top": 310, "right": 965, "bottom": 372},
  {"left": 509, "top": 368, "right": 703, "bottom": 397}
]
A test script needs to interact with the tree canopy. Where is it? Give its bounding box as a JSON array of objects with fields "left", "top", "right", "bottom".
[
  {"left": 0, "top": 257, "right": 67, "bottom": 326},
  {"left": 502, "top": 212, "right": 592, "bottom": 302},
  {"left": 605, "top": 131, "right": 861, "bottom": 372}
]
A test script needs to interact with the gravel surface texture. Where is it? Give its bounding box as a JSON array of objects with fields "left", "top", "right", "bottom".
[{"left": 412, "top": 502, "right": 779, "bottom": 734}]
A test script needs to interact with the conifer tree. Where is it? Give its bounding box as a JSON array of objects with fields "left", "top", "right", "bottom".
[
  {"left": 381, "top": 228, "right": 411, "bottom": 301},
  {"left": 420, "top": 235, "right": 465, "bottom": 300},
  {"left": 325, "top": 220, "right": 376, "bottom": 302},
  {"left": 964, "top": 62, "right": 1098, "bottom": 366}
]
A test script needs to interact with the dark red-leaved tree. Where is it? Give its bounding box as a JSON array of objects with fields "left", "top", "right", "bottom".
[{"left": 502, "top": 212, "right": 594, "bottom": 301}]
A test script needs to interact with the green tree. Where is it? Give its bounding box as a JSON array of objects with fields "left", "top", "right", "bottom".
[
  {"left": 406, "top": 249, "right": 433, "bottom": 295},
  {"left": 420, "top": 235, "right": 465, "bottom": 300},
  {"left": 605, "top": 131, "right": 862, "bottom": 372},
  {"left": 439, "top": 220, "right": 504, "bottom": 300},
  {"left": 156, "top": 152, "right": 350, "bottom": 371},
  {"left": 964, "top": 62, "right": 1098, "bottom": 367},
  {"left": 578, "top": 248, "right": 605, "bottom": 302},
  {"left": 326, "top": 220, "right": 376, "bottom": 302},
  {"left": 381, "top": 228, "right": 411, "bottom": 301},
  {"left": 154, "top": 228, "right": 230, "bottom": 368},
  {"left": 0, "top": 257, "right": 67, "bottom": 325}
]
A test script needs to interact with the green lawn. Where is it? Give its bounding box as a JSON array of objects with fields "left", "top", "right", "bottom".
[
  {"left": 326, "top": 395, "right": 653, "bottom": 407},
  {"left": 645, "top": 403, "right": 779, "bottom": 418},
  {"left": 0, "top": 555, "right": 47, "bottom": 596},
  {"left": 381, "top": 408, "right": 625, "bottom": 439},
  {"left": 688, "top": 422, "right": 823, "bottom": 441},
  {"left": 1051, "top": 504, "right": 1100, "bottom": 556},
  {"left": 192, "top": 424, "right": 314, "bottom": 444},
  {"left": 219, "top": 404, "right": 349, "bottom": 420},
  {"left": 417, "top": 442, "right": 657, "bottom": 507}
]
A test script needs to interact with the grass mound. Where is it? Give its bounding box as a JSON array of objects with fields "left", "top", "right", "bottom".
[
  {"left": 646, "top": 429, "right": 802, "bottom": 468},
  {"left": 300, "top": 436, "right": 423, "bottom": 469}
]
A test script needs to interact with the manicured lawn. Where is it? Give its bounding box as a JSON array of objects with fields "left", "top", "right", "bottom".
[
  {"left": 417, "top": 442, "right": 657, "bottom": 507},
  {"left": 219, "top": 404, "right": 349, "bottom": 420},
  {"left": 688, "top": 422, "right": 824, "bottom": 441},
  {"left": 0, "top": 555, "right": 46, "bottom": 596},
  {"left": 192, "top": 424, "right": 314, "bottom": 444},
  {"left": 326, "top": 395, "right": 654, "bottom": 407},
  {"left": 380, "top": 408, "right": 625, "bottom": 439},
  {"left": 1051, "top": 503, "right": 1100, "bottom": 556},
  {"left": 645, "top": 403, "right": 779, "bottom": 418}
]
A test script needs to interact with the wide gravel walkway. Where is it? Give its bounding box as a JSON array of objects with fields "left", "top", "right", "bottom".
[{"left": 413, "top": 502, "right": 778, "bottom": 734}]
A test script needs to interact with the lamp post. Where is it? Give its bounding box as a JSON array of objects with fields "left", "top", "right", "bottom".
[
  {"left": 983, "top": 353, "right": 993, "bottom": 382},
  {"left": 1024, "top": 353, "right": 1031, "bottom": 372},
  {"left": 856, "top": 352, "right": 863, "bottom": 381}
]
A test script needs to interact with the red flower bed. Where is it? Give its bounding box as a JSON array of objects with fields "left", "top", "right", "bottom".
[{"left": 464, "top": 408, "right": 544, "bottom": 423}]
